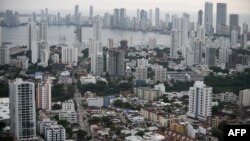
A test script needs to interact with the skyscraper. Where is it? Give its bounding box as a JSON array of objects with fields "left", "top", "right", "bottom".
[
  {"left": 93, "top": 16, "right": 102, "bottom": 41},
  {"left": 36, "top": 78, "right": 51, "bottom": 111},
  {"left": 216, "top": 3, "right": 227, "bottom": 34},
  {"left": 198, "top": 9, "right": 203, "bottom": 26},
  {"left": 106, "top": 48, "right": 125, "bottom": 78},
  {"left": 205, "top": 2, "right": 213, "bottom": 35},
  {"left": 155, "top": 7, "right": 160, "bottom": 30},
  {"left": 206, "top": 47, "right": 216, "bottom": 67},
  {"left": 61, "top": 45, "right": 78, "bottom": 66},
  {"left": 0, "top": 26, "right": 2, "bottom": 45},
  {"left": 9, "top": 78, "right": 37, "bottom": 140},
  {"left": 31, "top": 42, "right": 38, "bottom": 64},
  {"left": 113, "top": 8, "right": 119, "bottom": 28},
  {"left": 38, "top": 21, "right": 47, "bottom": 42},
  {"left": 120, "top": 8, "right": 127, "bottom": 28},
  {"left": 91, "top": 51, "right": 104, "bottom": 76},
  {"left": 0, "top": 46, "right": 10, "bottom": 65},
  {"left": 187, "top": 81, "right": 212, "bottom": 121},
  {"left": 28, "top": 22, "right": 38, "bottom": 50},
  {"left": 170, "top": 29, "right": 179, "bottom": 58},
  {"left": 149, "top": 9, "right": 153, "bottom": 26},
  {"left": 75, "top": 5, "right": 79, "bottom": 25},
  {"left": 89, "top": 5, "right": 93, "bottom": 19},
  {"left": 241, "top": 32, "right": 247, "bottom": 49},
  {"left": 229, "top": 14, "right": 240, "bottom": 34},
  {"left": 193, "top": 39, "right": 203, "bottom": 65}
]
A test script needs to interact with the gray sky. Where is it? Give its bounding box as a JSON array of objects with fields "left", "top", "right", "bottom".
[{"left": 0, "top": 0, "right": 250, "bottom": 14}]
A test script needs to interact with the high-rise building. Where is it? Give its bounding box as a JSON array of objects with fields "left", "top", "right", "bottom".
[
  {"left": 239, "top": 89, "right": 250, "bottom": 106},
  {"left": 28, "top": 22, "right": 38, "bottom": 50},
  {"left": 93, "top": 16, "right": 102, "bottom": 41},
  {"left": 137, "top": 9, "right": 140, "bottom": 22},
  {"left": 196, "top": 25, "right": 205, "bottom": 43},
  {"left": 137, "top": 58, "right": 148, "bottom": 68},
  {"left": 155, "top": 7, "right": 160, "bottom": 30},
  {"left": 219, "top": 47, "right": 231, "bottom": 65},
  {"left": 38, "top": 21, "right": 47, "bottom": 42},
  {"left": 149, "top": 9, "right": 153, "bottom": 26},
  {"left": 241, "top": 32, "right": 248, "bottom": 49},
  {"left": 38, "top": 41, "right": 49, "bottom": 67},
  {"left": 206, "top": 47, "right": 216, "bottom": 67},
  {"left": 113, "top": 8, "right": 119, "bottom": 28},
  {"left": 135, "top": 67, "right": 147, "bottom": 80},
  {"left": 107, "top": 38, "right": 114, "bottom": 49},
  {"left": 106, "top": 48, "right": 125, "bottom": 78},
  {"left": 91, "top": 52, "right": 104, "bottom": 76},
  {"left": 154, "top": 65, "right": 167, "bottom": 83},
  {"left": 36, "top": 78, "right": 51, "bottom": 111},
  {"left": 193, "top": 39, "right": 203, "bottom": 65},
  {"left": 89, "top": 5, "right": 93, "bottom": 20},
  {"left": 0, "top": 26, "right": 2, "bottom": 46},
  {"left": 198, "top": 9, "right": 203, "bottom": 26},
  {"left": 231, "top": 30, "right": 238, "bottom": 45},
  {"left": 229, "top": 14, "right": 240, "bottom": 34},
  {"left": 165, "top": 14, "right": 170, "bottom": 29},
  {"left": 187, "top": 81, "right": 212, "bottom": 121},
  {"left": 0, "top": 46, "right": 10, "bottom": 65},
  {"left": 120, "top": 8, "right": 126, "bottom": 28},
  {"left": 216, "top": 3, "right": 227, "bottom": 34},
  {"left": 242, "top": 23, "right": 248, "bottom": 33},
  {"left": 9, "top": 78, "right": 37, "bottom": 140},
  {"left": 205, "top": 2, "right": 213, "bottom": 35},
  {"left": 170, "top": 29, "right": 179, "bottom": 58},
  {"left": 181, "top": 16, "right": 189, "bottom": 47},
  {"left": 75, "top": 25, "right": 82, "bottom": 42},
  {"left": 31, "top": 42, "right": 38, "bottom": 64},
  {"left": 61, "top": 45, "right": 78, "bottom": 66},
  {"left": 75, "top": 5, "right": 79, "bottom": 25}
]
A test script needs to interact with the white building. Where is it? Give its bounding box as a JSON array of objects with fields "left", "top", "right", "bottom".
[
  {"left": 36, "top": 78, "right": 51, "bottom": 111},
  {"left": 80, "top": 74, "right": 97, "bottom": 84},
  {"left": 0, "top": 98, "right": 10, "bottom": 122},
  {"left": 239, "top": 89, "right": 250, "bottom": 106},
  {"left": 28, "top": 22, "right": 38, "bottom": 50},
  {"left": 93, "top": 16, "right": 102, "bottom": 41},
  {"left": 0, "top": 46, "right": 10, "bottom": 65},
  {"left": 135, "top": 67, "right": 147, "bottom": 80},
  {"left": 31, "top": 42, "right": 38, "bottom": 64},
  {"left": 38, "top": 41, "right": 49, "bottom": 67},
  {"left": 154, "top": 65, "right": 167, "bottom": 83},
  {"left": 16, "top": 56, "right": 29, "bottom": 70},
  {"left": 59, "top": 100, "right": 77, "bottom": 124},
  {"left": 155, "top": 8, "right": 160, "bottom": 30},
  {"left": 37, "top": 118, "right": 58, "bottom": 135},
  {"left": 51, "top": 53, "right": 59, "bottom": 64},
  {"left": 91, "top": 52, "right": 104, "bottom": 76},
  {"left": 9, "top": 78, "right": 37, "bottom": 141},
  {"left": 61, "top": 45, "right": 78, "bottom": 66},
  {"left": 187, "top": 81, "right": 212, "bottom": 121},
  {"left": 45, "top": 124, "right": 65, "bottom": 141},
  {"left": 219, "top": 92, "right": 238, "bottom": 103},
  {"left": 219, "top": 48, "right": 231, "bottom": 64},
  {"left": 231, "top": 30, "right": 238, "bottom": 46},
  {"left": 154, "top": 83, "right": 165, "bottom": 93},
  {"left": 137, "top": 58, "right": 148, "bottom": 68},
  {"left": 87, "top": 97, "right": 104, "bottom": 107},
  {"left": 170, "top": 29, "right": 180, "bottom": 58}
]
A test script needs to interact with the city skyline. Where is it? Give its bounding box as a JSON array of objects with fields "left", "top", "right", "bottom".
[{"left": 1, "top": 0, "right": 250, "bottom": 14}]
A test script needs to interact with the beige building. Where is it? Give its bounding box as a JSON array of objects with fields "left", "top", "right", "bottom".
[
  {"left": 134, "top": 87, "right": 163, "bottom": 101},
  {"left": 239, "top": 89, "right": 250, "bottom": 106}
]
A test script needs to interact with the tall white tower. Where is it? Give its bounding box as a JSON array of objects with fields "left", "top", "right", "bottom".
[
  {"left": 93, "top": 16, "right": 102, "bottom": 41},
  {"left": 155, "top": 7, "right": 160, "bottom": 30},
  {"left": 9, "top": 78, "right": 37, "bottom": 140},
  {"left": 187, "top": 81, "right": 212, "bottom": 121},
  {"left": 37, "top": 78, "right": 51, "bottom": 111},
  {"left": 28, "top": 22, "right": 38, "bottom": 50}
]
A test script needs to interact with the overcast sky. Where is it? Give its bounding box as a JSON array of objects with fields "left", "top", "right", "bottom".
[{"left": 0, "top": 0, "right": 250, "bottom": 14}]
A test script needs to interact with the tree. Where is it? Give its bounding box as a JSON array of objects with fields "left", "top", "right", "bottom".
[
  {"left": 76, "top": 130, "right": 87, "bottom": 141},
  {"left": 135, "top": 131, "right": 144, "bottom": 137},
  {"left": 212, "top": 106, "right": 219, "bottom": 115},
  {"left": 0, "top": 122, "right": 6, "bottom": 131},
  {"left": 212, "top": 128, "right": 223, "bottom": 141},
  {"left": 0, "top": 82, "right": 9, "bottom": 97},
  {"left": 52, "top": 104, "right": 62, "bottom": 110}
]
